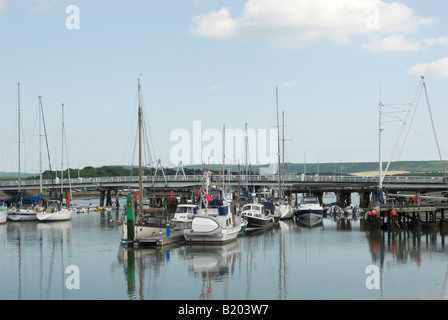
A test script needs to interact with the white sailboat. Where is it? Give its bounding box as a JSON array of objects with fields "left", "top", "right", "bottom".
[
  {"left": 274, "top": 87, "right": 293, "bottom": 219},
  {"left": 7, "top": 83, "right": 40, "bottom": 221},
  {"left": 37, "top": 102, "right": 73, "bottom": 222}
]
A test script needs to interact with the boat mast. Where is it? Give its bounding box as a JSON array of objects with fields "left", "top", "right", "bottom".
[
  {"left": 378, "top": 88, "right": 384, "bottom": 203},
  {"left": 282, "top": 111, "right": 285, "bottom": 200},
  {"left": 17, "top": 82, "right": 21, "bottom": 197},
  {"left": 61, "top": 103, "right": 64, "bottom": 200},
  {"left": 276, "top": 86, "right": 281, "bottom": 200},
  {"left": 138, "top": 78, "right": 143, "bottom": 216},
  {"left": 39, "top": 96, "right": 43, "bottom": 198}
]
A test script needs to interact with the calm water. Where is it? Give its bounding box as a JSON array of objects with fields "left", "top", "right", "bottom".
[{"left": 1, "top": 199, "right": 447, "bottom": 300}]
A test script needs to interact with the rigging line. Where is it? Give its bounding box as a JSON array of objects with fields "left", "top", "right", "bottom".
[
  {"left": 40, "top": 99, "right": 55, "bottom": 192},
  {"left": 139, "top": 88, "right": 157, "bottom": 163},
  {"left": 423, "top": 81, "right": 445, "bottom": 163},
  {"left": 396, "top": 82, "right": 423, "bottom": 161},
  {"left": 382, "top": 78, "right": 424, "bottom": 181}
]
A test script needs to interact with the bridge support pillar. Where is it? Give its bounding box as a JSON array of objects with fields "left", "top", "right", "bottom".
[
  {"left": 106, "top": 190, "right": 112, "bottom": 206},
  {"left": 359, "top": 192, "right": 371, "bottom": 208},
  {"left": 100, "top": 190, "right": 105, "bottom": 206},
  {"left": 313, "top": 192, "right": 324, "bottom": 206},
  {"left": 336, "top": 192, "right": 351, "bottom": 207}
]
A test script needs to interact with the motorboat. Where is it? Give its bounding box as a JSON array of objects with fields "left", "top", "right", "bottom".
[
  {"left": 241, "top": 202, "right": 277, "bottom": 230},
  {"left": 171, "top": 203, "right": 199, "bottom": 230},
  {"left": 184, "top": 199, "right": 241, "bottom": 244},
  {"left": 294, "top": 195, "right": 324, "bottom": 227}
]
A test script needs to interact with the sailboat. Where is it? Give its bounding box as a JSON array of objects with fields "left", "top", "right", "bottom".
[
  {"left": 274, "top": 87, "right": 293, "bottom": 219},
  {"left": 121, "top": 78, "right": 183, "bottom": 246},
  {"left": 7, "top": 83, "right": 41, "bottom": 221},
  {"left": 37, "top": 102, "right": 74, "bottom": 221}
]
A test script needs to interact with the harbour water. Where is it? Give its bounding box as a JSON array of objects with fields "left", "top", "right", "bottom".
[{"left": 1, "top": 198, "right": 447, "bottom": 301}]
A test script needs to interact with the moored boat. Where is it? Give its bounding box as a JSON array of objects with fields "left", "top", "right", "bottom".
[
  {"left": 37, "top": 200, "right": 73, "bottom": 221},
  {"left": 184, "top": 201, "right": 241, "bottom": 244},
  {"left": 0, "top": 203, "right": 7, "bottom": 224},
  {"left": 171, "top": 203, "right": 199, "bottom": 230},
  {"left": 294, "top": 195, "right": 324, "bottom": 227},
  {"left": 241, "top": 202, "right": 277, "bottom": 230}
]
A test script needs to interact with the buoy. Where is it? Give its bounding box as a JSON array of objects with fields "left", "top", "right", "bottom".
[
  {"left": 391, "top": 209, "right": 397, "bottom": 217},
  {"left": 371, "top": 210, "right": 377, "bottom": 215}
]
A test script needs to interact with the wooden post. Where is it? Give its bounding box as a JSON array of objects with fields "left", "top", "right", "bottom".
[{"left": 126, "top": 194, "right": 135, "bottom": 243}]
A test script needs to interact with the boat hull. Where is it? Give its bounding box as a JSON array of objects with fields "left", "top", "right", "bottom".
[
  {"left": 184, "top": 215, "right": 240, "bottom": 244},
  {"left": 276, "top": 204, "right": 294, "bottom": 219},
  {"left": 295, "top": 210, "right": 324, "bottom": 227},
  {"left": 245, "top": 216, "right": 274, "bottom": 230},
  {"left": 37, "top": 209, "right": 73, "bottom": 221},
  {"left": 0, "top": 211, "right": 6, "bottom": 224},
  {"left": 8, "top": 210, "right": 38, "bottom": 221}
]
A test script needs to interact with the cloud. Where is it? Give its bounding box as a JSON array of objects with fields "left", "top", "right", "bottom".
[
  {"left": 190, "top": 0, "right": 437, "bottom": 49},
  {"left": 0, "top": 0, "right": 6, "bottom": 11},
  {"left": 209, "top": 85, "right": 220, "bottom": 91},
  {"left": 362, "top": 35, "right": 421, "bottom": 52},
  {"left": 363, "top": 35, "right": 448, "bottom": 52},
  {"left": 29, "top": 0, "right": 52, "bottom": 14},
  {"left": 406, "top": 56, "right": 448, "bottom": 78}
]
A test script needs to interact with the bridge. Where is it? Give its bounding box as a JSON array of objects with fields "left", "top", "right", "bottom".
[{"left": 1, "top": 174, "right": 447, "bottom": 208}]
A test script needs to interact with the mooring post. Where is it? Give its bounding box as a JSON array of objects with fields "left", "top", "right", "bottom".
[{"left": 126, "top": 194, "right": 135, "bottom": 243}]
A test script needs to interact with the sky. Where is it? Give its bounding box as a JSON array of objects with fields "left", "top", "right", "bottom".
[{"left": 0, "top": 0, "right": 447, "bottom": 173}]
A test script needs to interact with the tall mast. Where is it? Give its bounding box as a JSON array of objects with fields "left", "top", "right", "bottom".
[
  {"left": 138, "top": 78, "right": 143, "bottom": 215},
  {"left": 378, "top": 88, "right": 383, "bottom": 203},
  {"left": 276, "top": 86, "right": 281, "bottom": 200},
  {"left": 61, "top": 103, "right": 64, "bottom": 198},
  {"left": 17, "top": 82, "right": 21, "bottom": 196},
  {"left": 39, "top": 96, "right": 43, "bottom": 197},
  {"left": 282, "top": 111, "right": 285, "bottom": 199}
]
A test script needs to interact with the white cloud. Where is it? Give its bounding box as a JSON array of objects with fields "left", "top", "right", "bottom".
[
  {"left": 209, "top": 85, "right": 219, "bottom": 91},
  {"left": 191, "top": 7, "right": 236, "bottom": 39},
  {"left": 423, "top": 36, "right": 448, "bottom": 47},
  {"left": 0, "top": 0, "right": 7, "bottom": 11},
  {"left": 363, "top": 35, "right": 448, "bottom": 52},
  {"left": 362, "top": 35, "right": 421, "bottom": 52},
  {"left": 407, "top": 56, "right": 448, "bottom": 78},
  {"left": 190, "top": 0, "right": 437, "bottom": 49},
  {"left": 29, "top": 0, "right": 52, "bottom": 14}
]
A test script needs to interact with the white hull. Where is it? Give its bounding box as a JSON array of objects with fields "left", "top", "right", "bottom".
[
  {"left": 8, "top": 209, "right": 38, "bottom": 221},
  {"left": 37, "top": 209, "right": 73, "bottom": 221},
  {"left": 276, "top": 204, "right": 294, "bottom": 219},
  {"left": 0, "top": 211, "right": 6, "bottom": 224},
  {"left": 184, "top": 212, "right": 241, "bottom": 244}
]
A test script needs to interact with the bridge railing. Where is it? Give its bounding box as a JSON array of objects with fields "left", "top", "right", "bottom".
[{"left": 0, "top": 174, "right": 446, "bottom": 189}]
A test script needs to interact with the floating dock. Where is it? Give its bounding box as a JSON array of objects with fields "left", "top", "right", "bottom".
[{"left": 128, "top": 229, "right": 185, "bottom": 247}]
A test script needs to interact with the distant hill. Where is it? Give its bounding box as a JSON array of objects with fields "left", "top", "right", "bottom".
[{"left": 1, "top": 160, "right": 446, "bottom": 180}]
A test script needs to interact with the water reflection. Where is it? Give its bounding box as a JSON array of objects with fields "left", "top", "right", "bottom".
[
  {"left": 4, "top": 220, "right": 72, "bottom": 299},
  {"left": 119, "top": 217, "right": 448, "bottom": 299}
]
